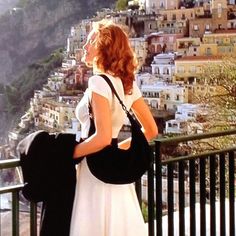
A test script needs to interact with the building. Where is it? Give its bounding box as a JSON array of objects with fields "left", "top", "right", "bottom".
[
  {"left": 165, "top": 103, "right": 209, "bottom": 134},
  {"left": 199, "top": 30, "right": 236, "bottom": 56},
  {"left": 38, "top": 98, "right": 77, "bottom": 131},
  {"left": 174, "top": 55, "right": 222, "bottom": 84},
  {"left": 189, "top": 0, "right": 228, "bottom": 38},
  {"left": 151, "top": 53, "right": 175, "bottom": 82},
  {"left": 66, "top": 20, "right": 92, "bottom": 55},
  {"left": 141, "top": 0, "right": 181, "bottom": 14},
  {"left": 146, "top": 32, "right": 183, "bottom": 54},
  {"left": 176, "top": 37, "right": 201, "bottom": 56},
  {"left": 129, "top": 37, "right": 148, "bottom": 69},
  {"left": 140, "top": 81, "right": 188, "bottom": 110}
]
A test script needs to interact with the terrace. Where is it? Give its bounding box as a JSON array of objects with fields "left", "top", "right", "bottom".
[{"left": 0, "top": 129, "right": 235, "bottom": 235}]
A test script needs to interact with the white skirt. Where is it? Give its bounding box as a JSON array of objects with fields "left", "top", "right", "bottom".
[{"left": 69, "top": 159, "right": 148, "bottom": 236}]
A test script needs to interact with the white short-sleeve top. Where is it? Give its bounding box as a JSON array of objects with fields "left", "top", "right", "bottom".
[{"left": 75, "top": 74, "right": 142, "bottom": 139}]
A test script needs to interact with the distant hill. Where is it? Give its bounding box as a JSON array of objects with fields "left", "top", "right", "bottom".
[
  {"left": 0, "top": 0, "right": 115, "bottom": 84},
  {"left": 0, "top": 0, "right": 115, "bottom": 139}
]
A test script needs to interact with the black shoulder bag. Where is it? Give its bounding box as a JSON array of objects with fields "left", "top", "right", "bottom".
[{"left": 86, "top": 74, "right": 154, "bottom": 184}]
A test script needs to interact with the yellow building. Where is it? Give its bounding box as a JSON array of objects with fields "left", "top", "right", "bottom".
[
  {"left": 176, "top": 37, "right": 201, "bottom": 56},
  {"left": 39, "top": 99, "right": 76, "bottom": 130},
  {"left": 199, "top": 31, "right": 236, "bottom": 56},
  {"left": 174, "top": 55, "right": 222, "bottom": 83},
  {"left": 174, "top": 55, "right": 222, "bottom": 102},
  {"left": 159, "top": 7, "right": 202, "bottom": 22}
]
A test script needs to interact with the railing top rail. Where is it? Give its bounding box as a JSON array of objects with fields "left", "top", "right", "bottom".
[
  {"left": 162, "top": 146, "right": 236, "bottom": 164},
  {"left": 153, "top": 128, "right": 236, "bottom": 144},
  {"left": 0, "top": 158, "right": 20, "bottom": 170},
  {"left": 0, "top": 184, "right": 23, "bottom": 194}
]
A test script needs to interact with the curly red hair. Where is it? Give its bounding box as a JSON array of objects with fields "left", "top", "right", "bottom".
[{"left": 92, "top": 20, "right": 138, "bottom": 94}]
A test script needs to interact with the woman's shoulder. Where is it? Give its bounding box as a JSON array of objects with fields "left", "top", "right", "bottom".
[
  {"left": 129, "top": 80, "right": 142, "bottom": 101},
  {"left": 88, "top": 74, "right": 112, "bottom": 99}
]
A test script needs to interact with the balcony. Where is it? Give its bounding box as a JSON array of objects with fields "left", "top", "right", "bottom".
[{"left": 0, "top": 129, "right": 235, "bottom": 235}]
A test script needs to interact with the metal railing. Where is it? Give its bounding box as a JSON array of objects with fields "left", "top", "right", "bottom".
[
  {"left": 0, "top": 159, "right": 38, "bottom": 236},
  {"left": 0, "top": 129, "right": 235, "bottom": 236},
  {"left": 141, "top": 129, "right": 235, "bottom": 236}
]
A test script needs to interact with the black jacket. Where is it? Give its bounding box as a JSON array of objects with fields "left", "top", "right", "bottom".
[{"left": 17, "top": 131, "right": 81, "bottom": 236}]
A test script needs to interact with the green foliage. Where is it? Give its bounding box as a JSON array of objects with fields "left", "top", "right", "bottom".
[
  {"left": 141, "top": 202, "right": 148, "bottom": 222},
  {"left": 115, "top": 0, "right": 128, "bottom": 10},
  {"left": 141, "top": 201, "right": 156, "bottom": 222},
  {"left": 4, "top": 49, "right": 63, "bottom": 114}
]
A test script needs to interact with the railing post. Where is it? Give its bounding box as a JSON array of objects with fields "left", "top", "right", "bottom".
[
  {"left": 30, "top": 202, "right": 38, "bottom": 236},
  {"left": 12, "top": 191, "right": 20, "bottom": 236},
  {"left": 189, "top": 159, "right": 196, "bottom": 236},
  {"left": 199, "top": 158, "right": 206, "bottom": 236},
  {"left": 219, "top": 153, "right": 226, "bottom": 236},
  {"left": 228, "top": 151, "right": 235, "bottom": 236},
  {"left": 167, "top": 162, "right": 174, "bottom": 236},
  {"left": 155, "top": 140, "right": 162, "bottom": 236},
  {"left": 209, "top": 155, "right": 216, "bottom": 236},
  {"left": 178, "top": 160, "right": 185, "bottom": 236},
  {"left": 147, "top": 147, "right": 155, "bottom": 236}
]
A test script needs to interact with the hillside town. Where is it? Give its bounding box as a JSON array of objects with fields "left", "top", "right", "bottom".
[{"left": 1, "top": 0, "right": 236, "bottom": 158}]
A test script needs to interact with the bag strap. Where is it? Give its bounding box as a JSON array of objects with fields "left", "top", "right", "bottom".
[
  {"left": 89, "top": 74, "right": 142, "bottom": 129},
  {"left": 98, "top": 74, "right": 130, "bottom": 115}
]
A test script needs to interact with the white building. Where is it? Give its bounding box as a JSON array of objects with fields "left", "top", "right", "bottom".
[
  {"left": 66, "top": 20, "right": 91, "bottom": 54},
  {"left": 140, "top": 80, "right": 188, "bottom": 110},
  {"left": 165, "top": 103, "right": 209, "bottom": 134},
  {"left": 151, "top": 53, "right": 175, "bottom": 82},
  {"left": 139, "top": 0, "right": 181, "bottom": 14},
  {"left": 62, "top": 59, "right": 76, "bottom": 68}
]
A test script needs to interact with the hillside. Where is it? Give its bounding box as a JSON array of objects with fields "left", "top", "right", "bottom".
[
  {"left": 0, "top": 0, "right": 116, "bottom": 138},
  {"left": 0, "top": 0, "right": 115, "bottom": 84},
  {"left": 0, "top": 0, "right": 19, "bottom": 16}
]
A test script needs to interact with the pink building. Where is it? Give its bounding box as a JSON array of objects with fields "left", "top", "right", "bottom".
[{"left": 146, "top": 33, "right": 183, "bottom": 54}]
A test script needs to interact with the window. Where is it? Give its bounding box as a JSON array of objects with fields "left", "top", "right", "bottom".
[
  {"left": 190, "top": 66, "right": 196, "bottom": 73},
  {"left": 176, "top": 95, "right": 180, "bottom": 101},
  {"left": 206, "top": 47, "right": 212, "bottom": 55},
  {"left": 178, "top": 66, "right": 185, "bottom": 73},
  {"left": 193, "top": 25, "right": 199, "bottom": 31},
  {"left": 205, "top": 24, "right": 210, "bottom": 30}
]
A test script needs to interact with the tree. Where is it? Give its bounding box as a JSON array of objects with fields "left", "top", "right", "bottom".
[
  {"left": 115, "top": 0, "right": 128, "bottom": 11},
  {"left": 195, "top": 56, "right": 236, "bottom": 131}
]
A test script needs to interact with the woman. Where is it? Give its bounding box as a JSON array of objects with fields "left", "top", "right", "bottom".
[{"left": 70, "top": 20, "right": 158, "bottom": 236}]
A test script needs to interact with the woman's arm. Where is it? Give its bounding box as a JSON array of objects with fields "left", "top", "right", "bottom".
[
  {"left": 73, "top": 92, "right": 112, "bottom": 158},
  {"left": 118, "top": 97, "right": 158, "bottom": 149}
]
